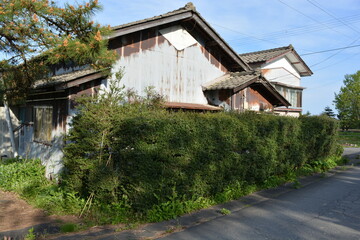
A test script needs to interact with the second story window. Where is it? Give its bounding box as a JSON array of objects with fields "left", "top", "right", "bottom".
[{"left": 275, "top": 85, "right": 302, "bottom": 108}]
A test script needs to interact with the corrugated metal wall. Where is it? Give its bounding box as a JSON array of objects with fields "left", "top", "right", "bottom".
[{"left": 109, "top": 25, "right": 228, "bottom": 104}]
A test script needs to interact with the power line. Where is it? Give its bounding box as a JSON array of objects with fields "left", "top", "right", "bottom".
[
  {"left": 210, "top": 22, "right": 285, "bottom": 48},
  {"left": 253, "top": 42, "right": 360, "bottom": 83},
  {"left": 277, "top": 0, "right": 352, "bottom": 39},
  {"left": 210, "top": 22, "right": 313, "bottom": 53},
  {"left": 312, "top": 51, "right": 360, "bottom": 72},
  {"left": 301, "top": 44, "right": 360, "bottom": 56},
  {"left": 304, "top": 0, "right": 360, "bottom": 68},
  {"left": 306, "top": 0, "right": 360, "bottom": 35},
  {"left": 227, "top": 14, "right": 360, "bottom": 45},
  {"left": 309, "top": 37, "right": 360, "bottom": 67}
]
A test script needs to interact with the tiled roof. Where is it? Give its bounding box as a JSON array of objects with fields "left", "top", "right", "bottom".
[
  {"left": 112, "top": 2, "right": 196, "bottom": 31},
  {"left": 202, "top": 71, "right": 258, "bottom": 90},
  {"left": 34, "top": 68, "right": 101, "bottom": 88},
  {"left": 239, "top": 45, "right": 292, "bottom": 64}
]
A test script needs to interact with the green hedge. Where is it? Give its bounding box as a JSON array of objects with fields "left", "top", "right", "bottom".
[{"left": 62, "top": 101, "right": 341, "bottom": 221}]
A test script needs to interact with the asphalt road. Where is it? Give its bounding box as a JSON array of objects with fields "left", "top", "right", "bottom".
[{"left": 159, "top": 149, "right": 360, "bottom": 240}]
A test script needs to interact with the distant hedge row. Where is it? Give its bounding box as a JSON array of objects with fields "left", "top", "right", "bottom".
[{"left": 63, "top": 99, "right": 341, "bottom": 220}]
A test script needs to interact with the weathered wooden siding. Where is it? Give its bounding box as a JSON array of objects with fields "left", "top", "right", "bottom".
[
  {"left": 108, "top": 25, "right": 228, "bottom": 104},
  {"left": 16, "top": 96, "right": 68, "bottom": 178}
]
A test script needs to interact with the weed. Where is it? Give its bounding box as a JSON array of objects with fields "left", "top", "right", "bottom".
[
  {"left": 60, "top": 223, "right": 78, "bottom": 233},
  {"left": 165, "top": 224, "right": 183, "bottom": 234},
  {"left": 115, "top": 223, "right": 139, "bottom": 232},
  {"left": 340, "top": 166, "right": 348, "bottom": 171},
  {"left": 220, "top": 208, "right": 231, "bottom": 215},
  {"left": 147, "top": 191, "right": 213, "bottom": 222},
  {"left": 24, "top": 227, "right": 36, "bottom": 240},
  {"left": 292, "top": 179, "right": 302, "bottom": 189},
  {"left": 0, "top": 159, "right": 85, "bottom": 218},
  {"left": 215, "top": 182, "right": 257, "bottom": 204}
]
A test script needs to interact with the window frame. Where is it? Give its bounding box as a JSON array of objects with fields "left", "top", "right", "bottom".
[
  {"left": 33, "top": 106, "right": 53, "bottom": 144},
  {"left": 274, "top": 85, "right": 302, "bottom": 108}
]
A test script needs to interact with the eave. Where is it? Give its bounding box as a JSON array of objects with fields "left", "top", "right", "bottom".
[
  {"left": 203, "top": 72, "right": 291, "bottom": 107},
  {"left": 265, "top": 48, "right": 313, "bottom": 77}
]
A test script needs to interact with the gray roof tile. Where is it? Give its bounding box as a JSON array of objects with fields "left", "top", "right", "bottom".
[
  {"left": 34, "top": 68, "right": 101, "bottom": 88},
  {"left": 203, "top": 71, "right": 258, "bottom": 90},
  {"left": 240, "top": 45, "right": 292, "bottom": 63},
  {"left": 112, "top": 2, "right": 196, "bottom": 31}
]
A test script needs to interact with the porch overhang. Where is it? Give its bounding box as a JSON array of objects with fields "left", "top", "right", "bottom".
[{"left": 202, "top": 71, "right": 290, "bottom": 107}]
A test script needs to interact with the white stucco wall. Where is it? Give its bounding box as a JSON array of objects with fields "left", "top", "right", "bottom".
[
  {"left": 262, "top": 57, "right": 301, "bottom": 87},
  {"left": 262, "top": 68, "right": 300, "bottom": 87}
]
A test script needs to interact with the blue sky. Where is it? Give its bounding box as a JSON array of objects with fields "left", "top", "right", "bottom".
[{"left": 93, "top": 0, "right": 360, "bottom": 115}]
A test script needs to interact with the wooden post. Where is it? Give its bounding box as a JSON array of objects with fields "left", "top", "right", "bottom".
[{"left": 3, "top": 97, "right": 18, "bottom": 158}]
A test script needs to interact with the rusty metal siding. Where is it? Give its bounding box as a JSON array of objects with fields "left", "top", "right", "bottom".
[
  {"left": 122, "top": 32, "right": 141, "bottom": 57},
  {"left": 246, "top": 87, "right": 273, "bottom": 111},
  {"left": 141, "top": 29, "right": 157, "bottom": 51},
  {"left": 109, "top": 25, "right": 228, "bottom": 105},
  {"left": 232, "top": 90, "right": 245, "bottom": 111}
]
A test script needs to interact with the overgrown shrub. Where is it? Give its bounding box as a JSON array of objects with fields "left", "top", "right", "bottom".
[
  {"left": 58, "top": 79, "right": 342, "bottom": 222},
  {"left": 62, "top": 85, "right": 341, "bottom": 223},
  {"left": 0, "top": 104, "right": 341, "bottom": 225}
]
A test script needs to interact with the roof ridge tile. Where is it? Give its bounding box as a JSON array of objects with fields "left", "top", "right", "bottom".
[
  {"left": 112, "top": 2, "right": 196, "bottom": 31},
  {"left": 239, "top": 45, "right": 292, "bottom": 57}
]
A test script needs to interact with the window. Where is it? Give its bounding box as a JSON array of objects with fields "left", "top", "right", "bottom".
[
  {"left": 19, "top": 106, "right": 33, "bottom": 123},
  {"left": 34, "top": 106, "right": 53, "bottom": 143},
  {"left": 274, "top": 85, "right": 302, "bottom": 108}
]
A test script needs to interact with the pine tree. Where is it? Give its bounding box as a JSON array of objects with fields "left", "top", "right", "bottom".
[
  {"left": 322, "top": 106, "right": 336, "bottom": 118},
  {"left": 0, "top": 0, "right": 117, "bottom": 102},
  {"left": 0, "top": 0, "right": 117, "bottom": 156}
]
